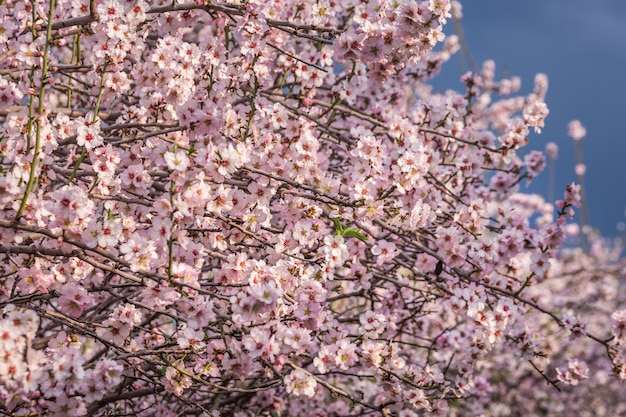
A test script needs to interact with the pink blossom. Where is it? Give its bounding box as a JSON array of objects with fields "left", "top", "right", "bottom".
[
  {"left": 47, "top": 396, "right": 87, "bottom": 416},
  {"left": 371, "top": 239, "right": 398, "bottom": 266},
  {"left": 556, "top": 359, "right": 589, "bottom": 386},
  {"left": 164, "top": 364, "right": 192, "bottom": 396},
  {"left": 92, "top": 358, "right": 124, "bottom": 389},
  {"left": 568, "top": 119, "right": 587, "bottom": 141},
  {"left": 313, "top": 344, "right": 335, "bottom": 373},
  {"left": 610, "top": 309, "right": 626, "bottom": 343},
  {"left": 524, "top": 150, "right": 546, "bottom": 181},
  {"left": 248, "top": 279, "right": 283, "bottom": 305},
  {"left": 58, "top": 284, "right": 93, "bottom": 318},
  {"left": 177, "top": 326, "right": 206, "bottom": 351},
  {"left": 284, "top": 368, "right": 317, "bottom": 397},
  {"left": 564, "top": 182, "right": 583, "bottom": 208},
  {"left": 164, "top": 150, "right": 190, "bottom": 172},
  {"left": 76, "top": 118, "right": 103, "bottom": 150},
  {"left": 281, "top": 325, "right": 312, "bottom": 353},
  {"left": 98, "top": 218, "right": 123, "bottom": 248},
  {"left": 359, "top": 310, "right": 388, "bottom": 338},
  {"left": 334, "top": 339, "right": 358, "bottom": 370},
  {"left": 523, "top": 100, "right": 549, "bottom": 133},
  {"left": 0, "top": 1, "right": 623, "bottom": 415},
  {"left": 545, "top": 141, "right": 558, "bottom": 160}
]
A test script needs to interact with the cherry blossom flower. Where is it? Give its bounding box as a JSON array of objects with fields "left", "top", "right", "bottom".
[
  {"left": 610, "top": 309, "right": 626, "bottom": 343},
  {"left": 58, "top": 284, "right": 93, "bottom": 318},
  {"left": 524, "top": 150, "right": 546, "bottom": 182},
  {"left": 164, "top": 150, "right": 190, "bottom": 172},
  {"left": 76, "top": 118, "right": 103, "bottom": 150},
  {"left": 177, "top": 326, "right": 206, "bottom": 351},
  {"left": 284, "top": 368, "right": 317, "bottom": 397},
  {"left": 545, "top": 142, "right": 558, "bottom": 160},
  {"left": 334, "top": 339, "right": 358, "bottom": 370},
  {"left": 556, "top": 359, "right": 589, "bottom": 386},
  {"left": 371, "top": 240, "right": 398, "bottom": 266},
  {"left": 92, "top": 358, "right": 124, "bottom": 389},
  {"left": 360, "top": 310, "right": 388, "bottom": 338},
  {"left": 313, "top": 344, "right": 335, "bottom": 374},
  {"left": 523, "top": 100, "right": 549, "bottom": 134},
  {"left": 164, "top": 364, "right": 192, "bottom": 396},
  {"left": 98, "top": 218, "right": 123, "bottom": 248},
  {"left": 568, "top": 119, "right": 587, "bottom": 141},
  {"left": 0, "top": 1, "right": 622, "bottom": 415}
]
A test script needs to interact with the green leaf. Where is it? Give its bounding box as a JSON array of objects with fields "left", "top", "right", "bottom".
[
  {"left": 333, "top": 218, "right": 343, "bottom": 235},
  {"left": 332, "top": 218, "right": 367, "bottom": 241},
  {"left": 341, "top": 228, "right": 368, "bottom": 242}
]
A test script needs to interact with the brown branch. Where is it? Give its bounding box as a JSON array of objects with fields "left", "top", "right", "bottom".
[
  {"left": 0, "top": 105, "right": 121, "bottom": 120},
  {"left": 51, "top": 0, "right": 98, "bottom": 30},
  {"left": 87, "top": 387, "right": 165, "bottom": 415},
  {"left": 0, "top": 245, "right": 80, "bottom": 257},
  {"left": 0, "top": 219, "right": 164, "bottom": 285},
  {"left": 242, "top": 166, "right": 356, "bottom": 206}
]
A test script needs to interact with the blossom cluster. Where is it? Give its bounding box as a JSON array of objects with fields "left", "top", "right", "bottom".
[{"left": 0, "top": 0, "right": 624, "bottom": 416}]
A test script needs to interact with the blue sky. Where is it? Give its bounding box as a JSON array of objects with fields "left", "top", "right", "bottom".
[{"left": 431, "top": 0, "right": 626, "bottom": 238}]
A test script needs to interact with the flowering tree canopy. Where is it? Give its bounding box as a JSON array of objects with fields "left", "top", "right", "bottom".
[{"left": 0, "top": 0, "right": 625, "bottom": 416}]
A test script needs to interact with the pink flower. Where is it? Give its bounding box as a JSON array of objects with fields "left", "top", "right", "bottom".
[
  {"left": 96, "top": 303, "right": 142, "bottom": 345},
  {"left": 177, "top": 326, "right": 206, "bottom": 351},
  {"left": 362, "top": 34, "right": 386, "bottom": 63},
  {"left": 248, "top": 279, "right": 282, "bottom": 305},
  {"left": 529, "top": 252, "right": 551, "bottom": 277},
  {"left": 490, "top": 172, "right": 518, "bottom": 197},
  {"left": 76, "top": 119, "right": 103, "bottom": 150},
  {"left": 49, "top": 185, "right": 95, "bottom": 230},
  {"left": 98, "top": 218, "right": 123, "bottom": 248},
  {"left": 313, "top": 344, "right": 335, "bottom": 374},
  {"left": 96, "top": 323, "right": 131, "bottom": 345},
  {"left": 564, "top": 182, "right": 582, "bottom": 208},
  {"left": 120, "top": 164, "right": 152, "bottom": 189},
  {"left": 361, "top": 340, "right": 386, "bottom": 368},
  {"left": 568, "top": 119, "right": 587, "bottom": 141},
  {"left": 58, "top": 284, "right": 93, "bottom": 318},
  {"left": 523, "top": 100, "right": 549, "bottom": 133},
  {"left": 545, "top": 142, "right": 559, "bottom": 160},
  {"left": 97, "top": 0, "right": 123, "bottom": 21},
  {"left": 284, "top": 368, "right": 317, "bottom": 397},
  {"left": 371, "top": 240, "right": 398, "bottom": 266},
  {"left": 323, "top": 235, "right": 349, "bottom": 269},
  {"left": 556, "top": 359, "right": 589, "bottom": 386},
  {"left": 334, "top": 339, "right": 358, "bottom": 370},
  {"left": 334, "top": 30, "right": 363, "bottom": 62},
  {"left": 164, "top": 150, "right": 190, "bottom": 172},
  {"left": 359, "top": 310, "right": 387, "bottom": 338},
  {"left": 404, "top": 388, "right": 429, "bottom": 409},
  {"left": 524, "top": 150, "right": 546, "bottom": 181},
  {"left": 206, "top": 185, "right": 234, "bottom": 214},
  {"left": 610, "top": 309, "right": 626, "bottom": 343},
  {"left": 47, "top": 396, "right": 88, "bottom": 416},
  {"left": 92, "top": 358, "right": 124, "bottom": 389},
  {"left": 164, "top": 364, "right": 192, "bottom": 395},
  {"left": 281, "top": 325, "right": 312, "bottom": 353},
  {"left": 561, "top": 312, "right": 587, "bottom": 338},
  {"left": 243, "top": 327, "right": 279, "bottom": 361}
]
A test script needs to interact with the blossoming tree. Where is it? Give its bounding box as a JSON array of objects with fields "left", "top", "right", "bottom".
[{"left": 0, "top": 0, "right": 624, "bottom": 416}]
